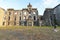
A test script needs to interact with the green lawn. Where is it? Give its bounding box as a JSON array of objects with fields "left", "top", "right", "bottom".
[{"left": 0, "top": 26, "right": 60, "bottom": 40}]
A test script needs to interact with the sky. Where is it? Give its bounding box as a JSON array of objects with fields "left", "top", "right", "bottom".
[{"left": 0, "top": 0, "right": 60, "bottom": 15}]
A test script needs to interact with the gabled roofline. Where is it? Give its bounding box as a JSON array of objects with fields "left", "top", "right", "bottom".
[
  {"left": 0, "top": 7, "right": 5, "bottom": 11},
  {"left": 53, "top": 4, "right": 60, "bottom": 9}
]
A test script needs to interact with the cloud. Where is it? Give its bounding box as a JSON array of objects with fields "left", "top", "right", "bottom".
[
  {"left": 0, "top": 0, "right": 3, "bottom": 2},
  {"left": 37, "top": 0, "right": 60, "bottom": 15},
  {"left": 42, "top": 0, "right": 60, "bottom": 8},
  {"left": 0, "top": 0, "right": 60, "bottom": 15}
]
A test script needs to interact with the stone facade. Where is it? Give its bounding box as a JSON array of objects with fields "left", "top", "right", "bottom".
[
  {"left": 1, "top": 3, "right": 60, "bottom": 26},
  {"left": 38, "top": 15, "right": 43, "bottom": 26},
  {"left": 53, "top": 4, "right": 60, "bottom": 26},
  {"left": 43, "top": 4, "right": 60, "bottom": 26},
  {"left": 3, "top": 3, "right": 39, "bottom": 26},
  {"left": 0, "top": 8, "right": 6, "bottom": 26},
  {"left": 43, "top": 8, "right": 54, "bottom": 26}
]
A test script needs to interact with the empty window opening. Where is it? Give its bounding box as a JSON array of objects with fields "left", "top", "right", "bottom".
[
  {"left": 3, "top": 22, "right": 5, "bottom": 25},
  {"left": 9, "top": 12, "right": 11, "bottom": 15},
  {"left": 8, "top": 16, "right": 10, "bottom": 20},
  {"left": 34, "top": 16, "right": 36, "bottom": 20}
]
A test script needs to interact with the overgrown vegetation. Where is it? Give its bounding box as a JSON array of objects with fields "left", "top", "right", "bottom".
[{"left": 0, "top": 26, "right": 60, "bottom": 40}]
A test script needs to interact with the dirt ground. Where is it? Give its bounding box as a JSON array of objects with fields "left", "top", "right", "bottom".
[{"left": 0, "top": 27, "right": 60, "bottom": 40}]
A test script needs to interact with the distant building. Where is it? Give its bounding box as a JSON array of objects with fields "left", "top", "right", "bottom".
[
  {"left": 43, "top": 8, "right": 54, "bottom": 26},
  {"left": 0, "top": 8, "right": 6, "bottom": 26},
  {"left": 1, "top": 3, "right": 39, "bottom": 26},
  {"left": 53, "top": 4, "right": 60, "bottom": 26},
  {"left": 43, "top": 4, "right": 60, "bottom": 26},
  {"left": 1, "top": 3, "right": 60, "bottom": 26},
  {"left": 38, "top": 15, "right": 43, "bottom": 26}
]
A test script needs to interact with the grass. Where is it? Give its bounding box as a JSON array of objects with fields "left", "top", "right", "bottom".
[
  {"left": 0, "top": 26, "right": 60, "bottom": 40},
  {"left": 0, "top": 26, "right": 53, "bottom": 29}
]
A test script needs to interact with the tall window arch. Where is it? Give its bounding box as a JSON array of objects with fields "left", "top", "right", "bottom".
[
  {"left": 28, "top": 16, "right": 32, "bottom": 19},
  {"left": 23, "top": 16, "right": 26, "bottom": 20},
  {"left": 14, "top": 22, "right": 16, "bottom": 25},
  {"left": 3, "top": 22, "right": 5, "bottom": 25},
  {"left": 8, "top": 16, "right": 10, "bottom": 20},
  {"left": 8, "top": 22, "right": 10, "bottom": 25},
  {"left": 9, "top": 12, "right": 11, "bottom": 15},
  {"left": 34, "top": 16, "right": 36, "bottom": 20},
  {"left": 15, "top": 16, "right": 16, "bottom": 21},
  {"left": 33, "top": 12, "right": 36, "bottom": 14},
  {"left": 20, "top": 17, "right": 21, "bottom": 20},
  {"left": 24, "top": 12, "right": 27, "bottom": 15}
]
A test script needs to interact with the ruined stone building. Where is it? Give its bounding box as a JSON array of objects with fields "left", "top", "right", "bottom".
[
  {"left": 1, "top": 3, "right": 60, "bottom": 26},
  {"left": 0, "top": 3, "right": 40, "bottom": 26},
  {"left": 43, "top": 4, "right": 60, "bottom": 26}
]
